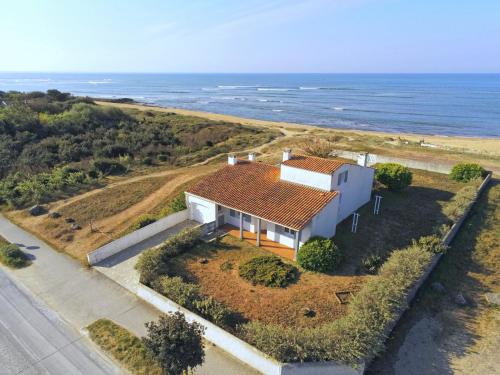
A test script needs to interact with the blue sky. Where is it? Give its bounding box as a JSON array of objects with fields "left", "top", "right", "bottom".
[{"left": 2, "top": 0, "right": 499, "bottom": 73}]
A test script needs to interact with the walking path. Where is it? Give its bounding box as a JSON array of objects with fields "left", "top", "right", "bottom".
[{"left": 0, "top": 214, "right": 258, "bottom": 375}]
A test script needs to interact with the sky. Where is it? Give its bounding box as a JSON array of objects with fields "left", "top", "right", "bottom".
[{"left": 1, "top": 0, "right": 500, "bottom": 73}]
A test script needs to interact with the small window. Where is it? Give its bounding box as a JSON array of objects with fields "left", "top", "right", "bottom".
[
  {"left": 243, "top": 213, "right": 251, "bottom": 223},
  {"left": 217, "top": 205, "right": 222, "bottom": 212},
  {"left": 230, "top": 209, "right": 236, "bottom": 217},
  {"left": 337, "top": 171, "right": 348, "bottom": 185},
  {"left": 344, "top": 170, "right": 348, "bottom": 183},
  {"left": 337, "top": 173, "right": 342, "bottom": 186},
  {"left": 283, "top": 227, "right": 296, "bottom": 236}
]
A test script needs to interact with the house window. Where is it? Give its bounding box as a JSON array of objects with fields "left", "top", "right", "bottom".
[
  {"left": 337, "top": 171, "right": 348, "bottom": 185},
  {"left": 230, "top": 209, "right": 236, "bottom": 217},
  {"left": 217, "top": 205, "right": 222, "bottom": 212},
  {"left": 243, "top": 213, "right": 251, "bottom": 223},
  {"left": 284, "top": 227, "right": 296, "bottom": 236}
]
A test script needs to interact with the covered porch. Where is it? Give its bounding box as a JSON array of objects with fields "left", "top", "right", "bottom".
[{"left": 220, "top": 224, "right": 295, "bottom": 260}]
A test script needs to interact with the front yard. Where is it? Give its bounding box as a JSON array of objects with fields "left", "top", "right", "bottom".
[{"left": 164, "top": 169, "right": 467, "bottom": 328}]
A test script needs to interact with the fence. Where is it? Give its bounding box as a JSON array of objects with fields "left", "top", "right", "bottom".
[
  {"left": 336, "top": 150, "right": 454, "bottom": 174},
  {"left": 87, "top": 209, "right": 189, "bottom": 265}
]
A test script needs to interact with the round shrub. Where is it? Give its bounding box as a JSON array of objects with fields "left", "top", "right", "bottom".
[
  {"left": 0, "top": 244, "right": 29, "bottom": 268},
  {"left": 239, "top": 256, "right": 297, "bottom": 288},
  {"left": 91, "top": 159, "right": 127, "bottom": 175},
  {"left": 450, "top": 163, "right": 485, "bottom": 182},
  {"left": 297, "top": 237, "right": 340, "bottom": 272},
  {"left": 375, "top": 163, "right": 412, "bottom": 191},
  {"left": 157, "top": 154, "right": 169, "bottom": 162},
  {"left": 142, "top": 156, "right": 153, "bottom": 166}
]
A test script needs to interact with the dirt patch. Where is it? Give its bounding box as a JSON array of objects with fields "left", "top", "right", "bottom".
[{"left": 170, "top": 236, "right": 369, "bottom": 328}]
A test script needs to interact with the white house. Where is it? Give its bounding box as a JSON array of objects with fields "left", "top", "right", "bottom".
[{"left": 185, "top": 149, "right": 374, "bottom": 259}]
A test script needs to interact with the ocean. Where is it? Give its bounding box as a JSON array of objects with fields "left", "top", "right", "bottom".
[{"left": 1, "top": 73, "right": 499, "bottom": 137}]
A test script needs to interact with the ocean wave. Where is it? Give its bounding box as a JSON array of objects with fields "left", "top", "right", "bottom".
[
  {"left": 257, "top": 88, "right": 293, "bottom": 91},
  {"left": 217, "top": 85, "right": 259, "bottom": 89},
  {"left": 272, "top": 109, "right": 284, "bottom": 112},
  {"left": 88, "top": 79, "right": 112, "bottom": 85},
  {"left": 333, "top": 107, "right": 344, "bottom": 111}
]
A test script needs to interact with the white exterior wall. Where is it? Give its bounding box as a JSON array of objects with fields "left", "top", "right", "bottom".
[
  {"left": 332, "top": 164, "right": 374, "bottom": 223},
  {"left": 280, "top": 165, "right": 332, "bottom": 191},
  {"left": 186, "top": 194, "right": 216, "bottom": 224},
  {"left": 309, "top": 196, "right": 340, "bottom": 238},
  {"left": 266, "top": 222, "right": 297, "bottom": 248}
]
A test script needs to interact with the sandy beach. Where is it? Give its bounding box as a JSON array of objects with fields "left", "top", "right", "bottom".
[{"left": 96, "top": 101, "right": 500, "bottom": 157}]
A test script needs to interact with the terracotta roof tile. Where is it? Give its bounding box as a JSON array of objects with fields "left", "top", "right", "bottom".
[
  {"left": 282, "top": 155, "right": 347, "bottom": 174},
  {"left": 186, "top": 160, "right": 337, "bottom": 230}
]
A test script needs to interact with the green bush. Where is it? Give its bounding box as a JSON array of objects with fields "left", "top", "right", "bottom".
[
  {"left": 136, "top": 227, "right": 202, "bottom": 284},
  {"left": 450, "top": 163, "right": 485, "bottom": 182},
  {"left": 156, "top": 276, "right": 200, "bottom": 310},
  {"left": 157, "top": 154, "right": 168, "bottom": 162},
  {"left": 91, "top": 159, "right": 127, "bottom": 175},
  {"left": 297, "top": 237, "right": 340, "bottom": 273},
  {"left": 241, "top": 238, "right": 434, "bottom": 363},
  {"left": 129, "top": 214, "right": 157, "bottom": 231},
  {"left": 193, "top": 296, "right": 233, "bottom": 326},
  {"left": 443, "top": 185, "right": 478, "bottom": 222},
  {"left": 141, "top": 156, "right": 153, "bottom": 166},
  {"left": 412, "top": 235, "right": 445, "bottom": 254},
  {"left": 169, "top": 192, "right": 187, "bottom": 213},
  {"left": 0, "top": 244, "right": 30, "bottom": 268},
  {"left": 361, "top": 254, "right": 383, "bottom": 274},
  {"left": 375, "top": 163, "right": 412, "bottom": 191},
  {"left": 238, "top": 256, "right": 297, "bottom": 287}
]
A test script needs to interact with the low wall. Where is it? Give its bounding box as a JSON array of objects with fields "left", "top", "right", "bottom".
[
  {"left": 87, "top": 209, "right": 189, "bottom": 265},
  {"left": 137, "top": 284, "right": 362, "bottom": 375},
  {"left": 336, "top": 150, "right": 453, "bottom": 174}
]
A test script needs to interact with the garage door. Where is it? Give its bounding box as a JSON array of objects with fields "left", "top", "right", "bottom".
[{"left": 190, "top": 202, "right": 210, "bottom": 223}]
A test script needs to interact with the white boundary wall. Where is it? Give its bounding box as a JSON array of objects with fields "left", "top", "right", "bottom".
[
  {"left": 336, "top": 150, "right": 454, "bottom": 174},
  {"left": 137, "top": 284, "right": 363, "bottom": 375},
  {"left": 87, "top": 209, "right": 188, "bottom": 265}
]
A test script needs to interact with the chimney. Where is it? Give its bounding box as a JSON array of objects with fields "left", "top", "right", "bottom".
[
  {"left": 248, "top": 152, "right": 256, "bottom": 162},
  {"left": 357, "top": 152, "right": 368, "bottom": 167},
  {"left": 228, "top": 154, "right": 238, "bottom": 165},
  {"left": 282, "top": 148, "right": 292, "bottom": 162}
]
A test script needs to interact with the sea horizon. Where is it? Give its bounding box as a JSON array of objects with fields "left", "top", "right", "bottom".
[{"left": 1, "top": 72, "right": 499, "bottom": 137}]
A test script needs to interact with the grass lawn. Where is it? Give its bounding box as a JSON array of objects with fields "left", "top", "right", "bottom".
[
  {"left": 367, "top": 180, "right": 499, "bottom": 374},
  {"left": 169, "top": 235, "right": 369, "bottom": 328},
  {"left": 87, "top": 319, "right": 162, "bottom": 375},
  {"left": 334, "top": 169, "right": 466, "bottom": 273},
  {"left": 59, "top": 175, "right": 174, "bottom": 224}
]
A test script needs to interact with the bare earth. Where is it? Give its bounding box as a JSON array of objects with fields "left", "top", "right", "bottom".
[{"left": 96, "top": 101, "right": 500, "bottom": 157}]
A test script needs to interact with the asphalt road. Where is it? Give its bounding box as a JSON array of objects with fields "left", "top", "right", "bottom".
[{"left": 0, "top": 268, "right": 121, "bottom": 375}]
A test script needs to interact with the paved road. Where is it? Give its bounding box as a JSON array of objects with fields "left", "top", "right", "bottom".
[
  {"left": 0, "top": 268, "right": 121, "bottom": 375},
  {"left": 0, "top": 215, "right": 258, "bottom": 375}
]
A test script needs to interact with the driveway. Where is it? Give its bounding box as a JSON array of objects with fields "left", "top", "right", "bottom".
[
  {"left": 0, "top": 268, "right": 120, "bottom": 375},
  {"left": 0, "top": 215, "right": 258, "bottom": 375},
  {"left": 94, "top": 220, "right": 197, "bottom": 293}
]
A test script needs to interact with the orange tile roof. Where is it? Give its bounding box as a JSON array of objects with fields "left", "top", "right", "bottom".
[
  {"left": 186, "top": 160, "right": 337, "bottom": 230},
  {"left": 282, "top": 155, "right": 347, "bottom": 174}
]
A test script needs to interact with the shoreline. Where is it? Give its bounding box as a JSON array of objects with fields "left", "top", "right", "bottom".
[{"left": 95, "top": 101, "right": 500, "bottom": 156}]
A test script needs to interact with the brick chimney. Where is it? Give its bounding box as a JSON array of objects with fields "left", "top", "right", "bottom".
[{"left": 282, "top": 148, "right": 292, "bottom": 162}]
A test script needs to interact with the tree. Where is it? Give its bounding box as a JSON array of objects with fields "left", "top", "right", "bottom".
[{"left": 142, "top": 312, "right": 205, "bottom": 375}]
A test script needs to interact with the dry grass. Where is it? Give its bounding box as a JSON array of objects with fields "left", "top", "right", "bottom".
[
  {"left": 0, "top": 235, "right": 7, "bottom": 246},
  {"left": 87, "top": 319, "right": 162, "bottom": 375},
  {"left": 169, "top": 236, "right": 369, "bottom": 328},
  {"left": 59, "top": 175, "right": 173, "bottom": 224},
  {"left": 334, "top": 169, "right": 466, "bottom": 274},
  {"left": 367, "top": 180, "right": 500, "bottom": 374}
]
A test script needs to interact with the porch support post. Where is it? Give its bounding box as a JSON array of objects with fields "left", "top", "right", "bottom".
[
  {"left": 294, "top": 230, "right": 300, "bottom": 260},
  {"left": 239, "top": 212, "right": 243, "bottom": 240},
  {"left": 215, "top": 205, "right": 219, "bottom": 228},
  {"left": 256, "top": 218, "right": 261, "bottom": 247}
]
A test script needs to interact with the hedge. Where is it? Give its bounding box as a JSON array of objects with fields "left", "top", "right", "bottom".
[
  {"left": 442, "top": 183, "right": 480, "bottom": 222},
  {"left": 0, "top": 243, "right": 30, "bottom": 268},
  {"left": 240, "top": 240, "right": 433, "bottom": 363},
  {"left": 450, "top": 163, "right": 485, "bottom": 182}
]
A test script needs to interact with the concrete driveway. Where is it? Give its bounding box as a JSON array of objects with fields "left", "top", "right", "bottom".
[
  {"left": 94, "top": 220, "right": 197, "bottom": 293},
  {"left": 0, "top": 215, "right": 259, "bottom": 375}
]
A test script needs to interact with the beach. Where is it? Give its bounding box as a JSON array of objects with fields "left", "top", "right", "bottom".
[{"left": 96, "top": 101, "right": 500, "bottom": 157}]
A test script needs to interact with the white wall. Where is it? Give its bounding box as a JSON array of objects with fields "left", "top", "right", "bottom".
[
  {"left": 138, "top": 283, "right": 362, "bottom": 375},
  {"left": 280, "top": 165, "right": 332, "bottom": 191},
  {"left": 87, "top": 209, "right": 189, "bottom": 265},
  {"left": 186, "top": 194, "right": 216, "bottom": 224},
  {"left": 266, "top": 222, "right": 297, "bottom": 248},
  {"left": 332, "top": 164, "right": 374, "bottom": 223},
  {"left": 309, "top": 196, "right": 340, "bottom": 238}
]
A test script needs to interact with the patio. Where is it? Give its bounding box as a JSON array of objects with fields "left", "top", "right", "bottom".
[{"left": 220, "top": 224, "right": 295, "bottom": 260}]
